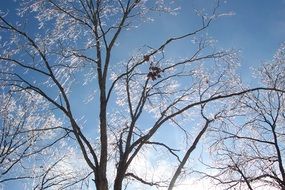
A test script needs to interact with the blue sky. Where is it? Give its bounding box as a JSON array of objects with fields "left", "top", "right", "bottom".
[
  {"left": 2, "top": 0, "right": 284, "bottom": 117},
  {"left": 0, "top": 3, "right": 284, "bottom": 86},
  {"left": 1, "top": 0, "right": 285, "bottom": 189},
  {"left": 210, "top": 0, "right": 285, "bottom": 79},
  {"left": 110, "top": 0, "right": 285, "bottom": 85}
]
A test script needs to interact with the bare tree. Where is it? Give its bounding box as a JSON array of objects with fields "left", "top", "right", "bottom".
[
  {"left": 0, "top": 90, "right": 93, "bottom": 189},
  {"left": 1, "top": 1, "right": 285, "bottom": 190},
  {"left": 207, "top": 43, "right": 285, "bottom": 190}
]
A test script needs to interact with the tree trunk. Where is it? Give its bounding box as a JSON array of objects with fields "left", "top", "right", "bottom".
[
  {"left": 95, "top": 172, "right": 109, "bottom": 190},
  {"left": 113, "top": 177, "right": 123, "bottom": 190},
  {"left": 113, "top": 164, "right": 126, "bottom": 190},
  {"left": 95, "top": 180, "right": 108, "bottom": 190},
  {"left": 98, "top": 82, "right": 108, "bottom": 190}
]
